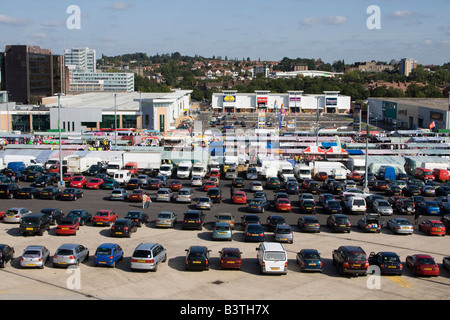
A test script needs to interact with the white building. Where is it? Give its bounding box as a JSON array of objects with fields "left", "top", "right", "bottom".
[
  {"left": 270, "top": 70, "right": 344, "bottom": 79},
  {"left": 69, "top": 71, "right": 135, "bottom": 93},
  {"left": 212, "top": 90, "right": 350, "bottom": 114},
  {"left": 64, "top": 47, "right": 97, "bottom": 73}
]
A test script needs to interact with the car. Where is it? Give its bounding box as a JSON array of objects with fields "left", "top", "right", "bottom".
[
  {"left": 421, "top": 185, "right": 436, "bottom": 197},
  {"left": 299, "top": 200, "right": 317, "bottom": 215},
  {"left": 319, "top": 193, "right": 334, "bottom": 205},
  {"left": 296, "top": 249, "right": 323, "bottom": 272},
  {"left": 307, "top": 181, "right": 321, "bottom": 194},
  {"left": 368, "top": 252, "right": 403, "bottom": 275},
  {"left": 33, "top": 174, "right": 54, "bottom": 187},
  {"left": 86, "top": 178, "right": 104, "bottom": 189},
  {"left": 250, "top": 181, "right": 264, "bottom": 192},
  {"left": 357, "top": 214, "right": 382, "bottom": 233},
  {"left": 202, "top": 181, "right": 217, "bottom": 192},
  {"left": 136, "top": 175, "right": 150, "bottom": 187},
  {"left": 196, "top": 196, "right": 212, "bottom": 210},
  {"left": 109, "top": 188, "right": 127, "bottom": 201},
  {"left": 412, "top": 195, "right": 426, "bottom": 207},
  {"left": 175, "top": 188, "right": 195, "bottom": 203},
  {"left": 441, "top": 214, "right": 450, "bottom": 233},
  {"left": 16, "top": 187, "right": 40, "bottom": 199},
  {"left": 182, "top": 210, "right": 205, "bottom": 230},
  {"left": 52, "top": 244, "right": 89, "bottom": 268},
  {"left": 297, "top": 216, "right": 320, "bottom": 233},
  {"left": 285, "top": 181, "right": 299, "bottom": 194},
  {"left": 19, "top": 213, "right": 51, "bottom": 236},
  {"left": 419, "top": 219, "right": 446, "bottom": 236},
  {"left": 266, "top": 215, "right": 286, "bottom": 231},
  {"left": 127, "top": 189, "right": 146, "bottom": 202},
  {"left": 316, "top": 171, "right": 328, "bottom": 181},
  {"left": 130, "top": 243, "right": 167, "bottom": 272},
  {"left": 218, "top": 248, "right": 242, "bottom": 270},
  {"left": 435, "top": 186, "right": 450, "bottom": 197},
  {"left": 241, "top": 214, "right": 261, "bottom": 228},
  {"left": 62, "top": 173, "right": 74, "bottom": 184},
  {"left": 395, "top": 199, "right": 416, "bottom": 215},
  {"left": 406, "top": 254, "right": 439, "bottom": 276},
  {"left": 60, "top": 188, "right": 83, "bottom": 201},
  {"left": 148, "top": 179, "right": 164, "bottom": 190},
  {"left": 273, "top": 224, "right": 293, "bottom": 243},
  {"left": 373, "top": 180, "right": 389, "bottom": 191},
  {"left": 70, "top": 176, "right": 87, "bottom": 188},
  {"left": 417, "top": 201, "right": 441, "bottom": 216},
  {"left": 93, "top": 243, "right": 124, "bottom": 267},
  {"left": 244, "top": 223, "right": 265, "bottom": 242},
  {"left": 20, "top": 245, "right": 50, "bottom": 269},
  {"left": 253, "top": 191, "right": 268, "bottom": 201},
  {"left": 403, "top": 185, "right": 421, "bottom": 197},
  {"left": 92, "top": 210, "right": 118, "bottom": 227},
  {"left": 246, "top": 198, "right": 270, "bottom": 213},
  {"left": 3, "top": 207, "right": 31, "bottom": 223},
  {"left": 443, "top": 256, "right": 450, "bottom": 270},
  {"left": 0, "top": 183, "right": 19, "bottom": 199},
  {"left": 206, "top": 187, "right": 222, "bottom": 203},
  {"left": 38, "top": 187, "right": 61, "bottom": 200},
  {"left": 275, "top": 198, "right": 291, "bottom": 212},
  {"left": 155, "top": 211, "right": 177, "bottom": 228},
  {"left": 169, "top": 180, "right": 183, "bottom": 191},
  {"left": 299, "top": 192, "right": 315, "bottom": 204},
  {"left": 212, "top": 222, "right": 232, "bottom": 241},
  {"left": 56, "top": 217, "right": 80, "bottom": 236},
  {"left": 330, "top": 181, "right": 345, "bottom": 194},
  {"left": 256, "top": 242, "right": 288, "bottom": 275},
  {"left": 323, "top": 200, "right": 342, "bottom": 214},
  {"left": 327, "top": 214, "right": 351, "bottom": 233},
  {"left": 0, "top": 244, "right": 15, "bottom": 268},
  {"left": 265, "top": 177, "right": 281, "bottom": 190},
  {"left": 65, "top": 209, "right": 92, "bottom": 226},
  {"left": 372, "top": 199, "right": 393, "bottom": 215},
  {"left": 185, "top": 246, "right": 211, "bottom": 271},
  {"left": 209, "top": 169, "right": 221, "bottom": 179},
  {"left": 232, "top": 177, "right": 245, "bottom": 188},
  {"left": 110, "top": 218, "right": 138, "bottom": 237},
  {"left": 125, "top": 178, "right": 141, "bottom": 190},
  {"left": 386, "top": 217, "right": 414, "bottom": 235},
  {"left": 156, "top": 188, "right": 174, "bottom": 202},
  {"left": 215, "top": 213, "right": 235, "bottom": 230},
  {"left": 124, "top": 211, "right": 149, "bottom": 227},
  {"left": 332, "top": 246, "right": 369, "bottom": 276},
  {"left": 24, "top": 171, "right": 42, "bottom": 182},
  {"left": 347, "top": 171, "right": 362, "bottom": 181},
  {"left": 232, "top": 191, "right": 247, "bottom": 204},
  {"left": 103, "top": 178, "right": 120, "bottom": 190},
  {"left": 190, "top": 175, "right": 203, "bottom": 187}
]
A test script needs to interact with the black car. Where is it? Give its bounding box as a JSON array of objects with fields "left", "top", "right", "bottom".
[
  {"left": 435, "top": 186, "right": 450, "bottom": 197},
  {"left": 19, "top": 213, "right": 51, "bottom": 236},
  {"left": 16, "top": 187, "right": 41, "bottom": 199},
  {"left": 241, "top": 214, "right": 261, "bottom": 228},
  {"left": 66, "top": 209, "right": 92, "bottom": 226},
  {"left": 40, "top": 208, "right": 65, "bottom": 225},
  {"left": 59, "top": 188, "right": 83, "bottom": 201},
  {"left": 403, "top": 185, "right": 421, "bottom": 197},
  {"left": 440, "top": 214, "right": 450, "bottom": 234},
  {"left": 185, "top": 246, "right": 211, "bottom": 271},
  {"left": 33, "top": 174, "right": 54, "bottom": 187},
  {"left": 39, "top": 187, "right": 62, "bottom": 200},
  {"left": 330, "top": 181, "right": 345, "bottom": 194},
  {"left": 84, "top": 164, "right": 106, "bottom": 176},
  {"left": 327, "top": 214, "right": 351, "bottom": 233},
  {"left": 0, "top": 183, "right": 20, "bottom": 199},
  {"left": 24, "top": 171, "right": 42, "bottom": 182},
  {"left": 368, "top": 251, "right": 403, "bottom": 275},
  {"left": 299, "top": 200, "right": 316, "bottom": 214},
  {"left": 297, "top": 216, "right": 321, "bottom": 233},
  {"left": 232, "top": 177, "right": 245, "bottom": 188},
  {"left": 0, "top": 244, "right": 15, "bottom": 268},
  {"left": 124, "top": 211, "right": 149, "bottom": 227},
  {"left": 182, "top": 210, "right": 205, "bottom": 230},
  {"left": 125, "top": 178, "right": 142, "bottom": 190},
  {"left": 110, "top": 218, "right": 138, "bottom": 237},
  {"left": 207, "top": 187, "right": 222, "bottom": 203},
  {"left": 307, "top": 181, "right": 321, "bottom": 194},
  {"left": 395, "top": 199, "right": 415, "bottom": 215},
  {"left": 266, "top": 215, "right": 285, "bottom": 231}
]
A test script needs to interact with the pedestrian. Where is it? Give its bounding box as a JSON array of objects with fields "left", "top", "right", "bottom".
[
  {"left": 142, "top": 194, "right": 149, "bottom": 209},
  {"left": 145, "top": 194, "right": 151, "bottom": 209},
  {"left": 414, "top": 208, "right": 420, "bottom": 225}
]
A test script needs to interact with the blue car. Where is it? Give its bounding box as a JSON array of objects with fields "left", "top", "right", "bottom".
[
  {"left": 244, "top": 223, "right": 265, "bottom": 242},
  {"left": 296, "top": 249, "right": 323, "bottom": 272},
  {"left": 247, "top": 198, "right": 270, "bottom": 213},
  {"left": 93, "top": 243, "right": 124, "bottom": 267},
  {"left": 323, "top": 200, "right": 342, "bottom": 214},
  {"left": 417, "top": 201, "right": 441, "bottom": 216},
  {"left": 285, "top": 181, "right": 299, "bottom": 194}
]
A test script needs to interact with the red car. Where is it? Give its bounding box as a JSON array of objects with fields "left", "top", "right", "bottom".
[
  {"left": 63, "top": 173, "right": 74, "bottom": 184},
  {"left": 406, "top": 254, "right": 439, "bottom": 276},
  {"left": 169, "top": 180, "right": 183, "bottom": 191},
  {"left": 232, "top": 191, "right": 247, "bottom": 204},
  {"left": 70, "top": 176, "right": 87, "bottom": 188},
  {"left": 419, "top": 220, "right": 446, "bottom": 236},
  {"left": 316, "top": 172, "right": 328, "bottom": 181},
  {"left": 203, "top": 181, "right": 217, "bottom": 191},
  {"left": 127, "top": 189, "right": 147, "bottom": 202},
  {"left": 347, "top": 171, "right": 362, "bottom": 181},
  {"left": 219, "top": 247, "right": 242, "bottom": 270},
  {"left": 86, "top": 178, "right": 104, "bottom": 189},
  {"left": 48, "top": 164, "right": 60, "bottom": 173},
  {"left": 210, "top": 169, "right": 221, "bottom": 178},
  {"left": 56, "top": 218, "right": 80, "bottom": 236},
  {"left": 92, "top": 210, "right": 118, "bottom": 226},
  {"left": 275, "top": 198, "right": 291, "bottom": 212}
]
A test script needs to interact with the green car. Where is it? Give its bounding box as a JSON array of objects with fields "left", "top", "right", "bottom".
[
  {"left": 103, "top": 178, "right": 120, "bottom": 189},
  {"left": 212, "top": 222, "right": 232, "bottom": 241}
]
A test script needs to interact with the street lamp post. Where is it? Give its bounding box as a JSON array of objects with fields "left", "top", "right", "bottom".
[
  {"left": 55, "top": 93, "right": 64, "bottom": 187},
  {"left": 364, "top": 101, "right": 370, "bottom": 193},
  {"left": 315, "top": 96, "right": 320, "bottom": 146},
  {"left": 114, "top": 94, "right": 117, "bottom": 148}
]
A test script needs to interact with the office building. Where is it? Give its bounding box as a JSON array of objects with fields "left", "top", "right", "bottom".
[
  {"left": 400, "top": 58, "right": 417, "bottom": 77},
  {"left": 64, "top": 47, "right": 96, "bottom": 73}
]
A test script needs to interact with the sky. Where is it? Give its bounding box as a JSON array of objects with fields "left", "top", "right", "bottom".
[{"left": 0, "top": 0, "right": 449, "bottom": 65}]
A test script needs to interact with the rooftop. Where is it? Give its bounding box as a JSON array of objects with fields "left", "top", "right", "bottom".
[{"left": 370, "top": 98, "right": 449, "bottom": 111}]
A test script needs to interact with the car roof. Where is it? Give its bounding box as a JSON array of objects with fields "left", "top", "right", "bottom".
[
  {"left": 57, "top": 243, "right": 82, "bottom": 250},
  {"left": 134, "top": 243, "right": 158, "bottom": 251},
  {"left": 97, "top": 243, "right": 119, "bottom": 249}
]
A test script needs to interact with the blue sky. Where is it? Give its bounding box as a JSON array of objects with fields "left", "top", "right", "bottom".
[{"left": 1, "top": 0, "right": 449, "bottom": 65}]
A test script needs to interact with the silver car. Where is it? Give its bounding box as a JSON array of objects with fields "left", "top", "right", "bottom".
[
  {"left": 387, "top": 218, "right": 414, "bottom": 235},
  {"left": 109, "top": 188, "right": 127, "bottom": 201},
  {"left": 130, "top": 243, "right": 167, "bottom": 272},
  {"left": 190, "top": 175, "right": 203, "bottom": 187},
  {"left": 3, "top": 207, "right": 31, "bottom": 223},
  {"left": 156, "top": 188, "right": 174, "bottom": 202},
  {"left": 20, "top": 245, "right": 50, "bottom": 269},
  {"left": 196, "top": 196, "right": 212, "bottom": 210},
  {"left": 155, "top": 211, "right": 177, "bottom": 228},
  {"left": 273, "top": 224, "right": 294, "bottom": 244},
  {"left": 373, "top": 199, "right": 393, "bottom": 215},
  {"left": 52, "top": 244, "right": 89, "bottom": 268},
  {"left": 176, "top": 188, "right": 194, "bottom": 203}
]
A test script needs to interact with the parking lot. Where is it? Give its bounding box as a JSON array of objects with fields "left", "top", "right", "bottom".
[{"left": 1, "top": 174, "right": 450, "bottom": 302}]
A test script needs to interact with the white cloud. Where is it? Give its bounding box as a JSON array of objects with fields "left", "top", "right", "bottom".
[
  {"left": 41, "top": 21, "right": 62, "bottom": 27},
  {"left": 392, "top": 10, "right": 414, "bottom": 19},
  {"left": 299, "top": 15, "right": 347, "bottom": 28},
  {"left": 107, "top": 2, "right": 133, "bottom": 11},
  {"left": 0, "top": 14, "right": 32, "bottom": 26}
]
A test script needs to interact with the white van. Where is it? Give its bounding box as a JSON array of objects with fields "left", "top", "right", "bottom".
[
  {"left": 114, "top": 170, "right": 131, "bottom": 185},
  {"left": 177, "top": 161, "right": 192, "bottom": 179},
  {"left": 192, "top": 162, "right": 208, "bottom": 178},
  {"left": 256, "top": 242, "right": 288, "bottom": 275},
  {"left": 159, "top": 163, "right": 174, "bottom": 178}
]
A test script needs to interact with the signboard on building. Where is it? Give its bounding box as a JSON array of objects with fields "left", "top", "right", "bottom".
[{"left": 326, "top": 98, "right": 337, "bottom": 106}]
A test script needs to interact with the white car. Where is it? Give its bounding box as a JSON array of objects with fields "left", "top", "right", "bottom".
[
  {"left": 190, "top": 175, "right": 203, "bottom": 187},
  {"left": 251, "top": 181, "right": 264, "bottom": 192},
  {"left": 373, "top": 199, "right": 394, "bottom": 215}
]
